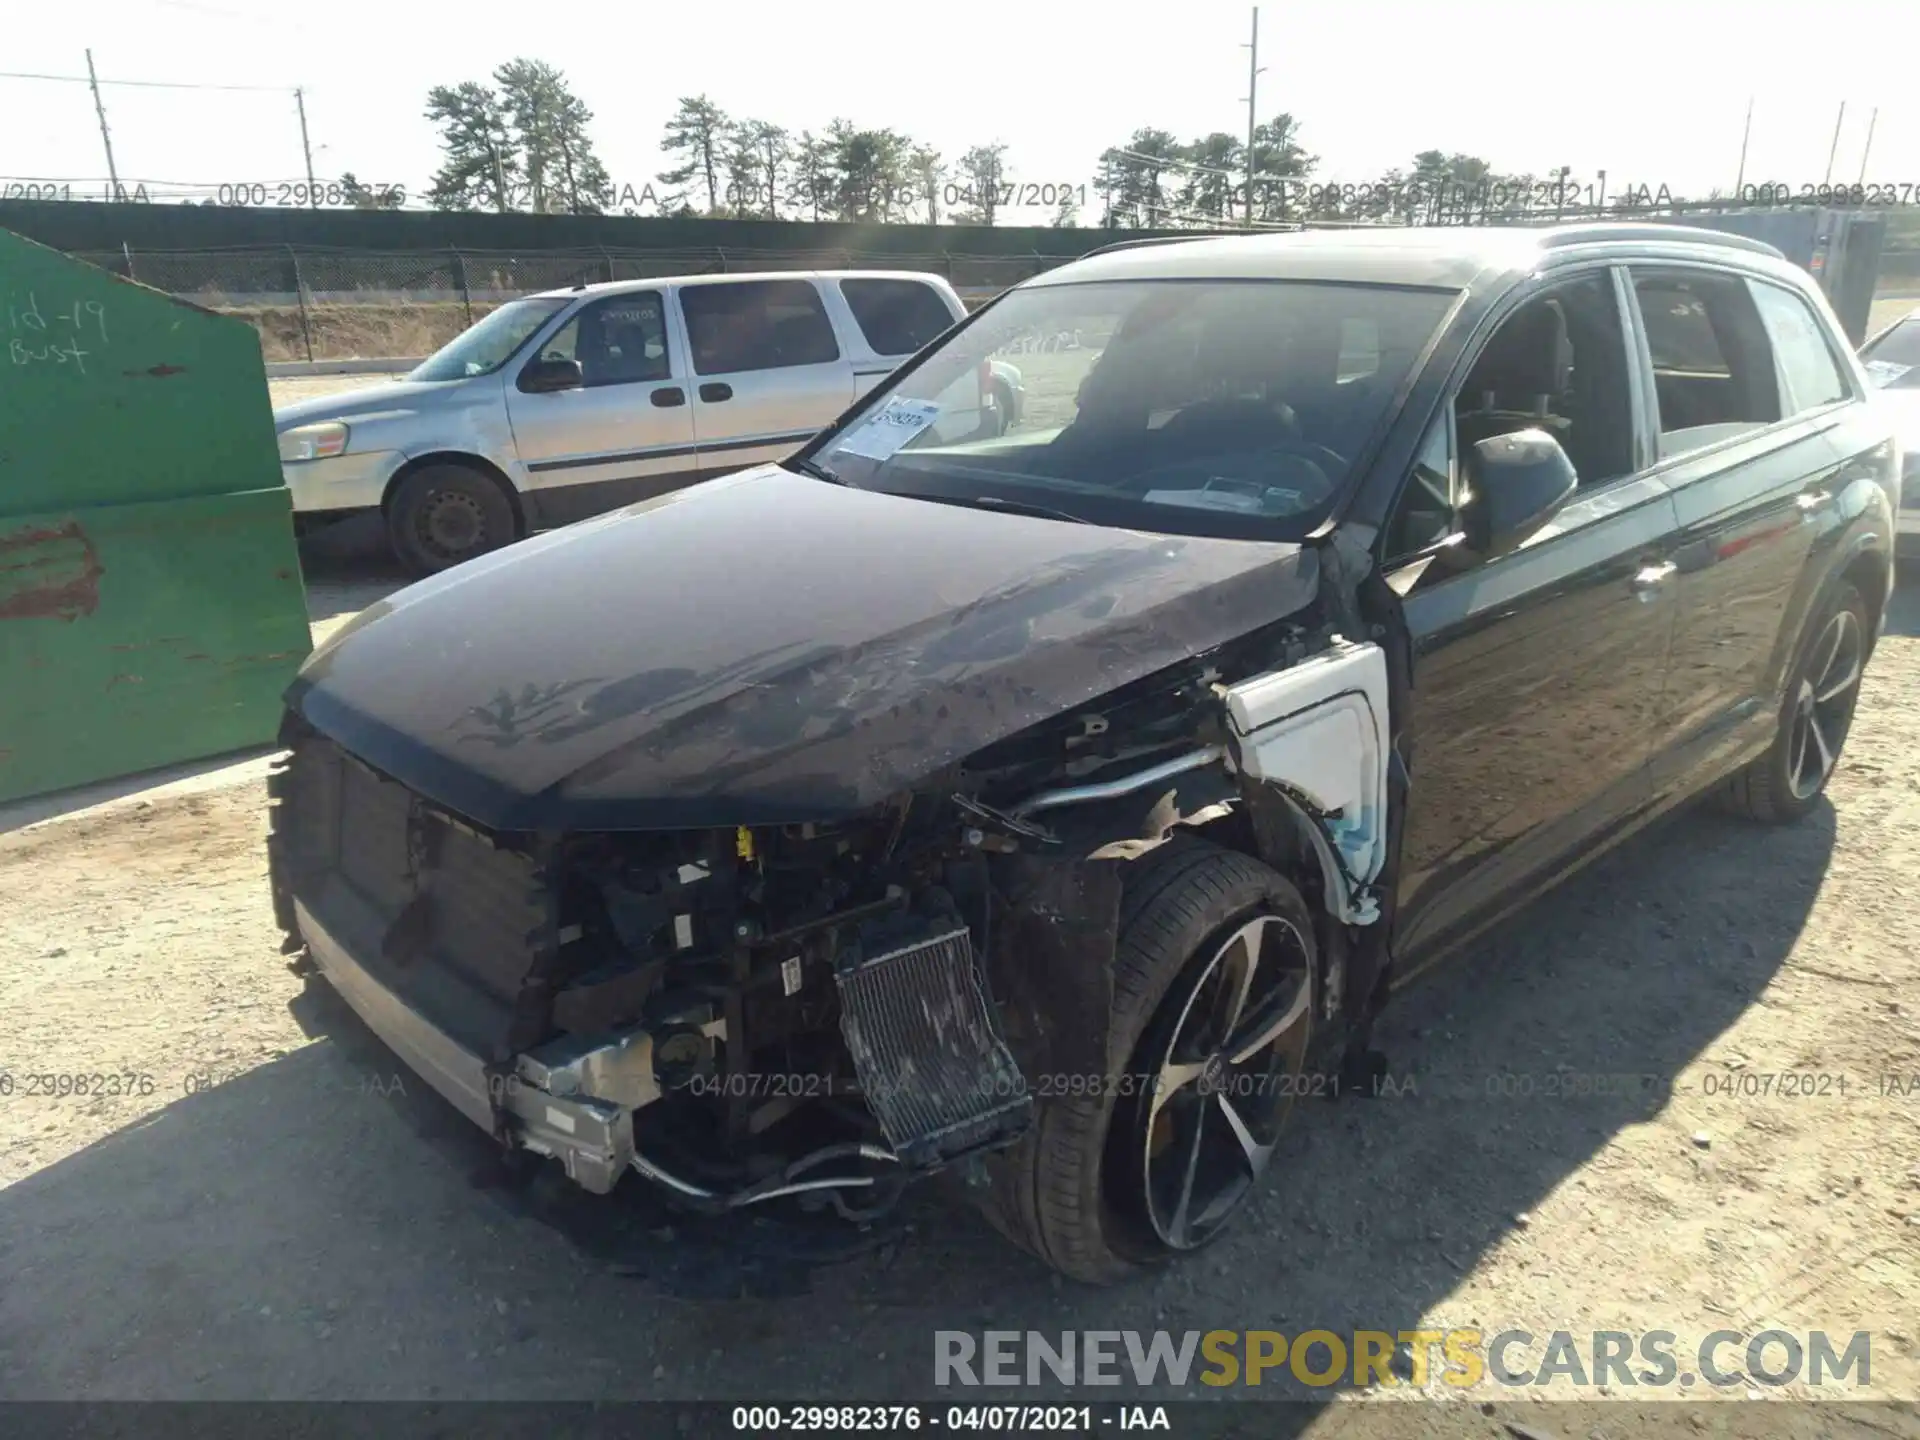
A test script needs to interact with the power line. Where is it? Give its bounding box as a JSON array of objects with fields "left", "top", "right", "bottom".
[{"left": 0, "top": 68, "right": 290, "bottom": 93}]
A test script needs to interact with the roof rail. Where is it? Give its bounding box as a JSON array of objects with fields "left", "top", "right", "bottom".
[{"left": 1538, "top": 222, "right": 1785, "bottom": 259}]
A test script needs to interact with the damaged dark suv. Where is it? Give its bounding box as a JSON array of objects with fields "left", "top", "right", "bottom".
[{"left": 270, "top": 224, "right": 1898, "bottom": 1282}]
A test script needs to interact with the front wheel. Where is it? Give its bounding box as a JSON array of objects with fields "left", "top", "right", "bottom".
[
  {"left": 387, "top": 464, "right": 519, "bottom": 575},
  {"left": 1722, "top": 581, "right": 1869, "bottom": 822},
  {"left": 980, "top": 842, "right": 1316, "bottom": 1283}
]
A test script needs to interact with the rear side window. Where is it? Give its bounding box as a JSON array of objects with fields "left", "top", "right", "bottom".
[
  {"left": 682, "top": 280, "right": 840, "bottom": 375},
  {"left": 839, "top": 278, "right": 956, "bottom": 356},
  {"left": 1630, "top": 270, "right": 1780, "bottom": 458},
  {"left": 1748, "top": 281, "right": 1850, "bottom": 414}
]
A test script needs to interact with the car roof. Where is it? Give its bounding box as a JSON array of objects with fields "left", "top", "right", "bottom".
[
  {"left": 1023, "top": 223, "right": 1797, "bottom": 293},
  {"left": 530, "top": 269, "right": 956, "bottom": 300}
]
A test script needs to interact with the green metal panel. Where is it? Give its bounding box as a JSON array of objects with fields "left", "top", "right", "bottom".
[{"left": 1, "top": 228, "right": 311, "bottom": 803}]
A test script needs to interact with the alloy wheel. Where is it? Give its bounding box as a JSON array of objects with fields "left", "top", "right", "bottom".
[
  {"left": 1787, "top": 607, "right": 1864, "bottom": 800},
  {"left": 1136, "top": 913, "right": 1312, "bottom": 1250}
]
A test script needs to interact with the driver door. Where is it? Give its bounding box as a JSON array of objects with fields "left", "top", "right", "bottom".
[
  {"left": 504, "top": 290, "right": 697, "bottom": 523},
  {"left": 1385, "top": 267, "right": 1680, "bottom": 971}
]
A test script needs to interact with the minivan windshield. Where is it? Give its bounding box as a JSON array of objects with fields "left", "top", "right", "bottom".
[
  {"left": 409, "top": 297, "right": 571, "bottom": 382},
  {"left": 797, "top": 278, "right": 1455, "bottom": 540}
]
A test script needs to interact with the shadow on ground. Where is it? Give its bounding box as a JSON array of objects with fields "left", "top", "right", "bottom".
[{"left": 0, "top": 784, "right": 1835, "bottom": 1411}]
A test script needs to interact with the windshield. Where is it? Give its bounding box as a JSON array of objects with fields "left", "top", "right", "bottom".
[
  {"left": 409, "top": 297, "right": 571, "bottom": 382},
  {"left": 798, "top": 278, "right": 1455, "bottom": 540}
]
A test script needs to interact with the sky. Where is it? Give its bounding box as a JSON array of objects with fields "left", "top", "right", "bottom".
[{"left": 2, "top": 0, "right": 1915, "bottom": 227}]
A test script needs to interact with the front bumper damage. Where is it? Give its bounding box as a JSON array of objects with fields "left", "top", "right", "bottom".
[
  {"left": 298, "top": 893, "right": 641, "bottom": 1192},
  {"left": 271, "top": 621, "right": 1396, "bottom": 1216}
]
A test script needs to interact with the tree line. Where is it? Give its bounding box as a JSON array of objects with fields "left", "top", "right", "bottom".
[{"left": 404, "top": 58, "right": 1710, "bottom": 228}]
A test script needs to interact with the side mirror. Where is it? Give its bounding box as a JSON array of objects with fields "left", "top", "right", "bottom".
[
  {"left": 519, "top": 357, "right": 584, "bottom": 394},
  {"left": 1460, "top": 428, "right": 1578, "bottom": 557}
]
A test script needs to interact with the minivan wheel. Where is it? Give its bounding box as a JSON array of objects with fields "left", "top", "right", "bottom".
[
  {"left": 979, "top": 841, "right": 1315, "bottom": 1283},
  {"left": 388, "top": 464, "right": 519, "bottom": 575},
  {"left": 1722, "top": 582, "right": 1869, "bottom": 823}
]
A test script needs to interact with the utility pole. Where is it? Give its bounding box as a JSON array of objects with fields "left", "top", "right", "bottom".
[
  {"left": 85, "top": 49, "right": 121, "bottom": 202},
  {"left": 1734, "top": 96, "right": 1753, "bottom": 196},
  {"left": 1856, "top": 107, "right": 1878, "bottom": 185},
  {"left": 1241, "top": 7, "right": 1263, "bottom": 229},
  {"left": 295, "top": 87, "right": 318, "bottom": 205},
  {"left": 1822, "top": 101, "right": 1846, "bottom": 185}
]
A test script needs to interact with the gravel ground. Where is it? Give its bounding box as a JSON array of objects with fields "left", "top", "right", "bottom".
[{"left": 1, "top": 551, "right": 1917, "bottom": 1431}]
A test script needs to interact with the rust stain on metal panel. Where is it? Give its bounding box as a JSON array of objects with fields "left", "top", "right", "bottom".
[{"left": 0, "top": 522, "right": 104, "bottom": 622}]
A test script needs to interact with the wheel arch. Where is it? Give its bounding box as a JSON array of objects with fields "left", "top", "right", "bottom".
[{"left": 1838, "top": 542, "right": 1891, "bottom": 653}]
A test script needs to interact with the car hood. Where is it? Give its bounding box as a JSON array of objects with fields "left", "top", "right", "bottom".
[
  {"left": 287, "top": 466, "right": 1320, "bottom": 830},
  {"left": 273, "top": 378, "right": 463, "bottom": 431}
]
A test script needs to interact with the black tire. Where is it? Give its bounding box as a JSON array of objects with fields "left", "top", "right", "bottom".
[
  {"left": 1721, "top": 580, "right": 1869, "bottom": 823},
  {"left": 387, "top": 463, "right": 519, "bottom": 575},
  {"left": 980, "top": 840, "right": 1316, "bottom": 1283}
]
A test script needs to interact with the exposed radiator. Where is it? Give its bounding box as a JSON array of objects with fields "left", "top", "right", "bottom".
[{"left": 835, "top": 926, "right": 1031, "bottom": 1167}]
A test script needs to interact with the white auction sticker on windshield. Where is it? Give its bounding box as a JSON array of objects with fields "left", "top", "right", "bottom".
[{"left": 836, "top": 398, "right": 942, "bottom": 460}]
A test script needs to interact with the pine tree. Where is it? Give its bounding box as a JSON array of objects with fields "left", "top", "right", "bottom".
[
  {"left": 494, "top": 59, "right": 612, "bottom": 214},
  {"left": 424, "top": 82, "right": 519, "bottom": 212},
  {"left": 658, "top": 96, "right": 731, "bottom": 214}
]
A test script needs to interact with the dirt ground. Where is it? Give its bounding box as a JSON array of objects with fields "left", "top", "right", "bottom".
[{"left": 3, "top": 554, "right": 1920, "bottom": 1433}]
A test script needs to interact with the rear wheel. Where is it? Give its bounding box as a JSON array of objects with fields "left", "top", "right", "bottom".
[
  {"left": 981, "top": 842, "right": 1316, "bottom": 1283},
  {"left": 388, "top": 463, "right": 519, "bottom": 575},
  {"left": 1722, "top": 581, "right": 1869, "bottom": 822}
]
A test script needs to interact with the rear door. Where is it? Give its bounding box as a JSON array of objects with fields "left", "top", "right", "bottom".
[
  {"left": 1624, "top": 266, "right": 1849, "bottom": 795},
  {"left": 1385, "top": 266, "right": 1679, "bottom": 968},
  {"left": 503, "top": 289, "right": 697, "bottom": 524},
  {"left": 676, "top": 277, "right": 856, "bottom": 478}
]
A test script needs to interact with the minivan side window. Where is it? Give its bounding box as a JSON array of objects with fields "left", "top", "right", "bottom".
[
  {"left": 682, "top": 280, "right": 841, "bottom": 376},
  {"left": 530, "top": 292, "right": 671, "bottom": 388},
  {"left": 1747, "top": 281, "right": 1850, "bottom": 415},
  {"left": 1629, "top": 270, "right": 1780, "bottom": 458},
  {"left": 839, "top": 278, "right": 956, "bottom": 356}
]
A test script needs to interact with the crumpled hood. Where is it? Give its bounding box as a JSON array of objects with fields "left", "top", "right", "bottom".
[
  {"left": 288, "top": 466, "right": 1320, "bottom": 830},
  {"left": 272, "top": 378, "right": 464, "bottom": 431}
]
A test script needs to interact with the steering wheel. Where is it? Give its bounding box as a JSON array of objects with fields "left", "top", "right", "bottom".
[{"left": 1259, "top": 439, "right": 1349, "bottom": 483}]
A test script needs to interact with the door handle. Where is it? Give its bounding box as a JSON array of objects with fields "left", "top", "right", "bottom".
[
  {"left": 699, "top": 382, "right": 733, "bottom": 403},
  {"left": 650, "top": 386, "right": 686, "bottom": 408},
  {"left": 1630, "top": 560, "right": 1677, "bottom": 595}
]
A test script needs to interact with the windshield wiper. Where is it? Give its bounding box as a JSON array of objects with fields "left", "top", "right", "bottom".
[
  {"left": 909, "top": 493, "right": 1091, "bottom": 525},
  {"left": 787, "top": 456, "right": 844, "bottom": 484}
]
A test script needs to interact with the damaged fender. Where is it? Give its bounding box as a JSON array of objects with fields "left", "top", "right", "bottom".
[{"left": 1222, "top": 637, "right": 1391, "bottom": 925}]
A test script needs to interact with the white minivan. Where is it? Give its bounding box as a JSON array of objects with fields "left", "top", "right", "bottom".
[{"left": 274, "top": 270, "right": 1019, "bottom": 572}]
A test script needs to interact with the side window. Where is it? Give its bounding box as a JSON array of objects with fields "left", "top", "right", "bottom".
[
  {"left": 1629, "top": 270, "right": 1780, "bottom": 457},
  {"left": 1748, "top": 281, "right": 1850, "bottom": 415},
  {"left": 839, "top": 278, "right": 956, "bottom": 356},
  {"left": 1455, "top": 272, "right": 1634, "bottom": 489},
  {"left": 530, "top": 292, "right": 670, "bottom": 388},
  {"left": 682, "top": 280, "right": 840, "bottom": 376},
  {"left": 1383, "top": 415, "right": 1455, "bottom": 562}
]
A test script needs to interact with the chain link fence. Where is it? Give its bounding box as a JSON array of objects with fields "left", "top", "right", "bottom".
[{"left": 69, "top": 244, "right": 1072, "bottom": 363}]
